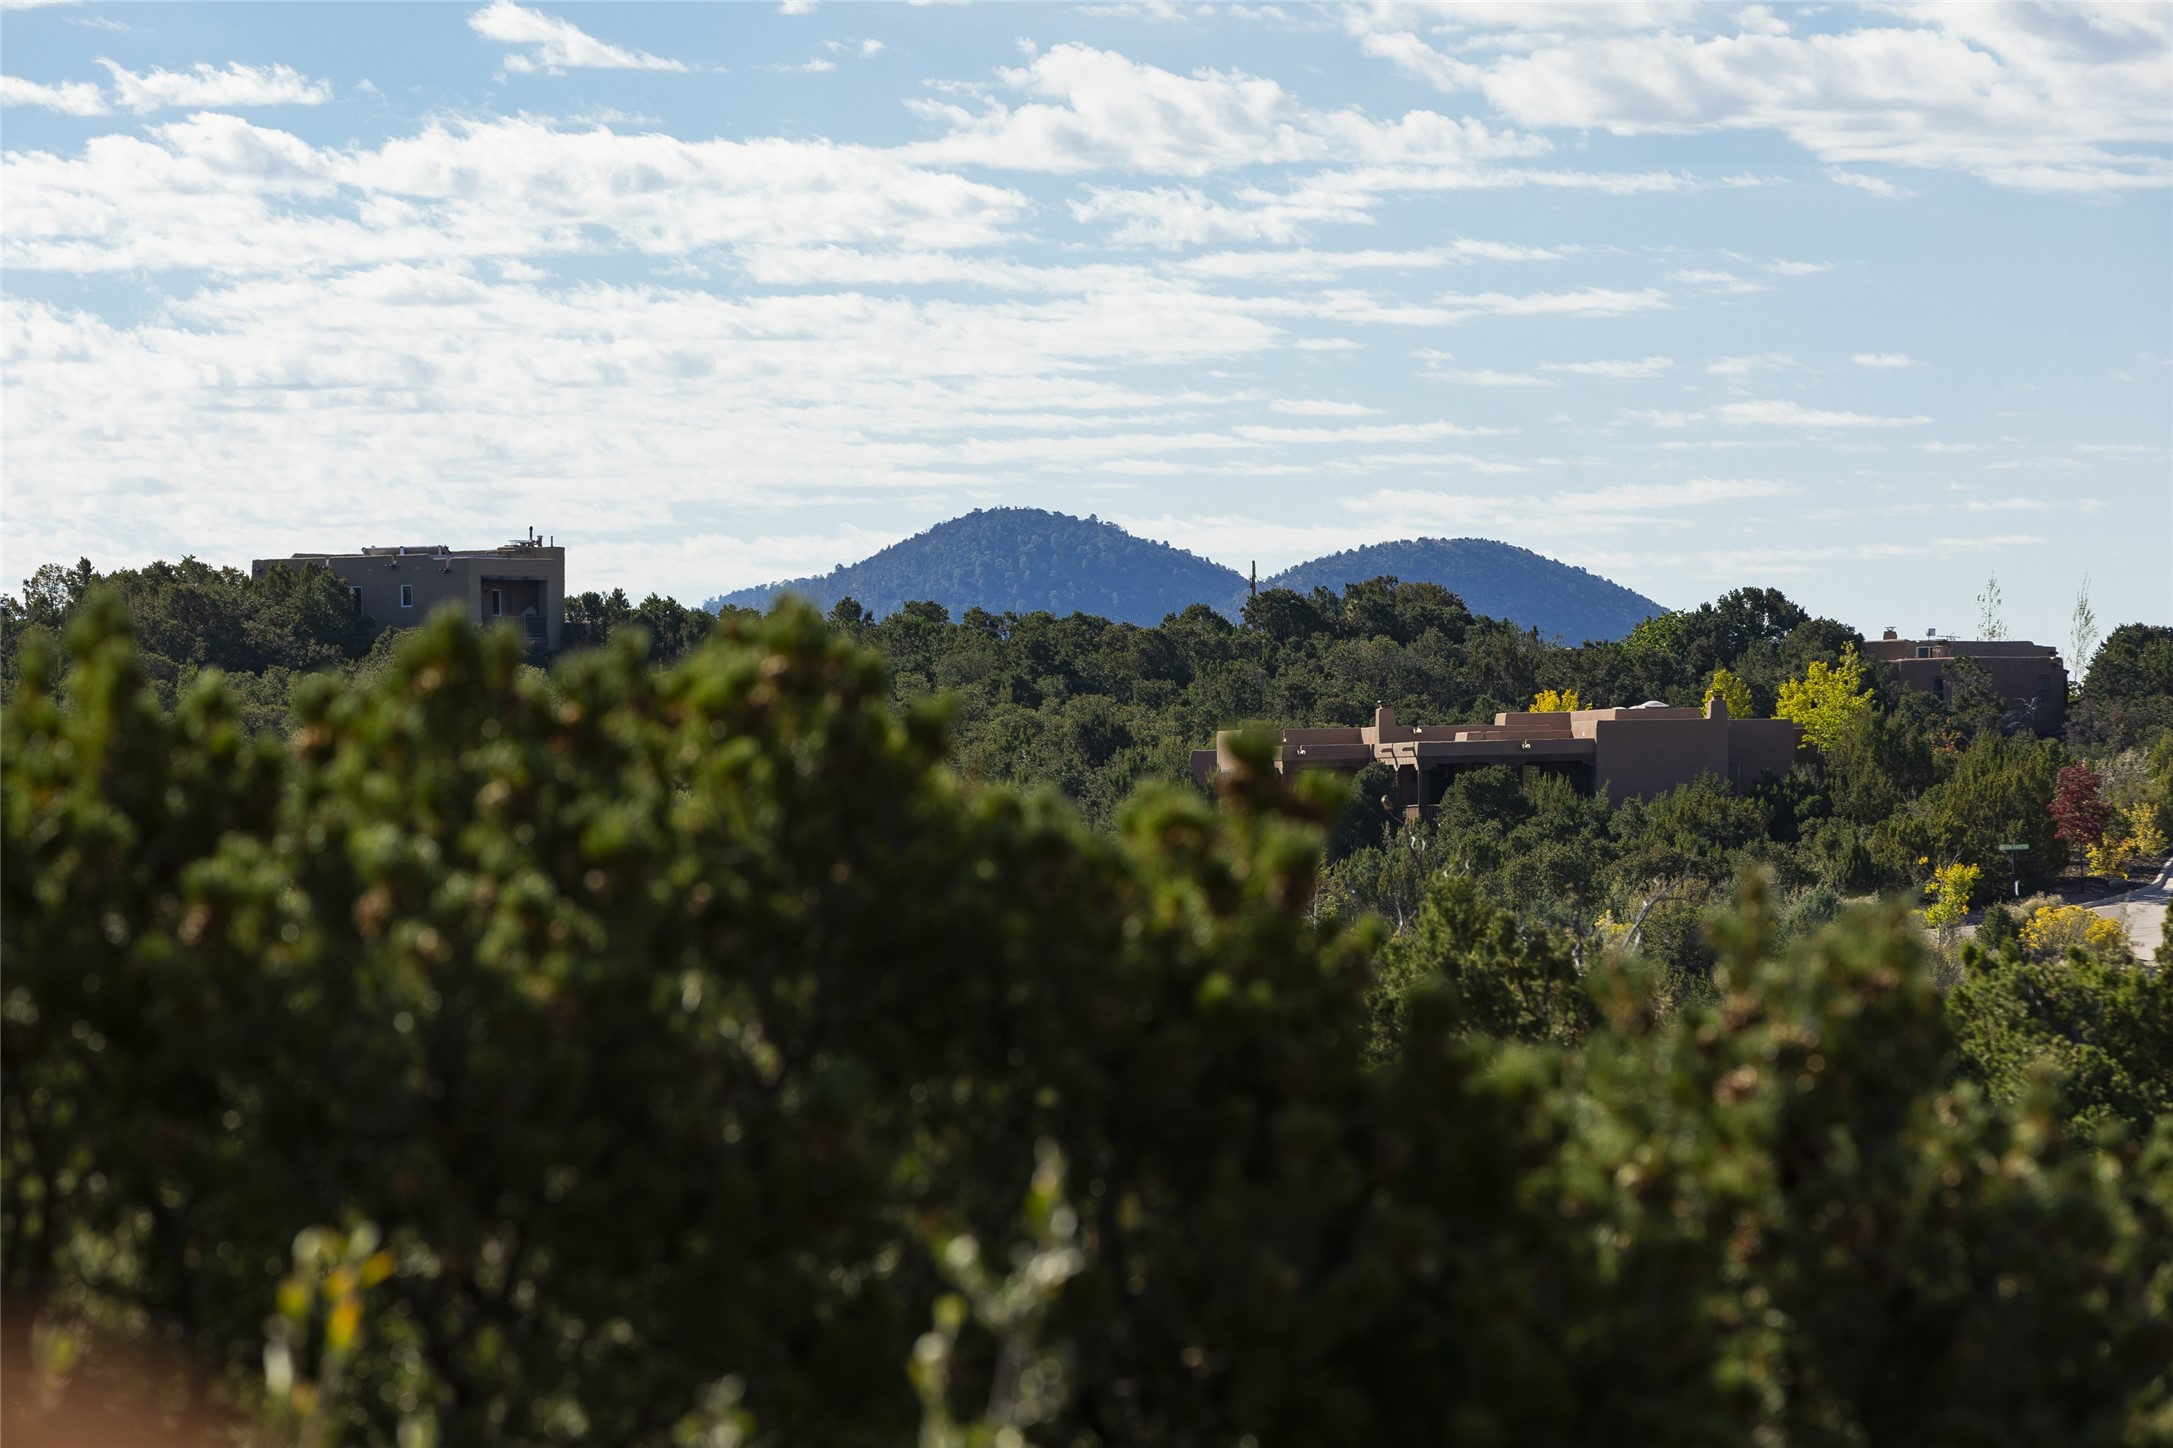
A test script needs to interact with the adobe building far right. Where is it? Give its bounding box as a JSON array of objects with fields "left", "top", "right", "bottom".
[{"left": 1861, "top": 628, "right": 2068, "bottom": 735}]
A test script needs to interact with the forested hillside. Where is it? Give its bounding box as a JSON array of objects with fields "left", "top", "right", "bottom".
[
  {"left": 1246, "top": 537, "right": 1660, "bottom": 642},
  {"left": 708, "top": 508, "right": 1245, "bottom": 625},
  {"left": 7, "top": 594, "right": 2173, "bottom": 1446}
]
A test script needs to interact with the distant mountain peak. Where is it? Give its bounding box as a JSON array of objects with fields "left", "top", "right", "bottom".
[
  {"left": 1248, "top": 537, "right": 1660, "bottom": 643},
  {"left": 707, "top": 507, "right": 1244, "bottom": 627},
  {"left": 708, "top": 510, "right": 1662, "bottom": 642}
]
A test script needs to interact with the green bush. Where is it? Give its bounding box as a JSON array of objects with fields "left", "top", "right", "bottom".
[{"left": 1948, "top": 933, "right": 2173, "bottom": 1139}]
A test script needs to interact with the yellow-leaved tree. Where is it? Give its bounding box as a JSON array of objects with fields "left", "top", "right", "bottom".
[
  {"left": 1775, "top": 645, "right": 1873, "bottom": 753},
  {"left": 2089, "top": 803, "right": 2169, "bottom": 880},
  {"left": 1919, "top": 861, "right": 1979, "bottom": 931},
  {"left": 1704, "top": 668, "right": 1754, "bottom": 719},
  {"left": 1531, "top": 688, "right": 1582, "bottom": 713}
]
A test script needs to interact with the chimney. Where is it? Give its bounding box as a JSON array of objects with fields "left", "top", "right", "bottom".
[{"left": 1882, "top": 627, "right": 1897, "bottom": 641}]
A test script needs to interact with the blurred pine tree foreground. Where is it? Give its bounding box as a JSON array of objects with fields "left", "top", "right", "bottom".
[{"left": 4, "top": 597, "right": 2170, "bottom": 1446}]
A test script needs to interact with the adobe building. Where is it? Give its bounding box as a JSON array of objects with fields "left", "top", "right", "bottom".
[
  {"left": 251, "top": 531, "right": 565, "bottom": 650},
  {"left": 1861, "top": 629, "right": 2066, "bottom": 735},
  {"left": 1193, "top": 698, "right": 1801, "bottom": 814}
]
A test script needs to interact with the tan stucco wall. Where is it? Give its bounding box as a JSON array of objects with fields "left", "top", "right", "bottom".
[
  {"left": 255, "top": 546, "right": 565, "bottom": 650},
  {"left": 1726, "top": 719, "right": 1802, "bottom": 790},
  {"left": 1589, "top": 712, "right": 1729, "bottom": 806}
]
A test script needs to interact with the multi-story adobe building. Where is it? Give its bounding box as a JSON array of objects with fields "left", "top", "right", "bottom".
[
  {"left": 251, "top": 531, "right": 566, "bottom": 651},
  {"left": 1861, "top": 629, "right": 2067, "bottom": 735},
  {"left": 1194, "top": 697, "right": 1801, "bottom": 815}
]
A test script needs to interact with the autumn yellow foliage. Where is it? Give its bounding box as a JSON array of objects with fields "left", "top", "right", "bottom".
[
  {"left": 1703, "top": 668, "right": 1754, "bottom": 720},
  {"left": 1531, "top": 688, "right": 1582, "bottom": 713},
  {"left": 2019, "top": 905, "right": 2128, "bottom": 961},
  {"left": 1775, "top": 646, "right": 1873, "bottom": 754},
  {"left": 1918, "top": 862, "right": 1979, "bottom": 930}
]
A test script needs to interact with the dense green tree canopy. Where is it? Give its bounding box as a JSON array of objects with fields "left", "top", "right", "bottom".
[{"left": 2078, "top": 624, "right": 2173, "bottom": 745}]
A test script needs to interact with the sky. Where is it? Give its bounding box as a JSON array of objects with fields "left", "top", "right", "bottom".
[{"left": 2, "top": 1, "right": 2168, "bottom": 647}]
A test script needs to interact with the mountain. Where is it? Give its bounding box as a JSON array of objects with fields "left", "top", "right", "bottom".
[
  {"left": 1241, "top": 538, "right": 1660, "bottom": 643},
  {"left": 709, "top": 510, "right": 1663, "bottom": 642},
  {"left": 708, "top": 508, "right": 1245, "bottom": 627}
]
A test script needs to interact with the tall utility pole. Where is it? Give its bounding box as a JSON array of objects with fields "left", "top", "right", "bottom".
[{"left": 1249, "top": 561, "right": 1257, "bottom": 599}]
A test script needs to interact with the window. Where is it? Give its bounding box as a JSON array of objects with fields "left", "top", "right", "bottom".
[
  {"left": 348, "top": 586, "right": 363, "bottom": 615},
  {"left": 400, "top": 584, "right": 414, "bottom": 609},
  {"left": 490, "top": 588, "right": 502, "bottom": 617},
  {"left": 1916, "top": 645, "right": 1932, "bottom": 658}
]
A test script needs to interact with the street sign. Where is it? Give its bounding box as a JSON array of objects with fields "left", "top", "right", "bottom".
[{"left": 1997, "top": 843, "right": 2028, "bottom": 896}]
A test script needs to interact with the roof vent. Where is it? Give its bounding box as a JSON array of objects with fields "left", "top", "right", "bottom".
[{"left": 1634, "top": 700, "right": 1669, "bottom": 709}]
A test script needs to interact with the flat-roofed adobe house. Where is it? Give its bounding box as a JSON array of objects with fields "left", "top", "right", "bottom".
[
  {"left": 1194, "top": 697, "right": 1801, "bottom": 815},
  {"left": 1861, "top": 629, "right": 2067, "bottom": 736},
  {"left": 251, "top": 531, "right": 565, "bottom": 651}
]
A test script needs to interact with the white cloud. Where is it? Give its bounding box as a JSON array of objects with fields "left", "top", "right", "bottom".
[
  {"left": 1234, "top": 420, "right": 1508, "bottom": 444},
  {"left": 1071, "top": 161, "right": 1684, "bottom": 245},
  {"left": 1343, "top": 471, "right": 1799, "bottom": 545},
  {"left": 1573, "top": 476, "right": 1797, "bottom": 508},
  {"left": 906, "top": 42, "right": 1552, "bottom": 179},
  {"left": 95, "top": 60, "right": 332, "bottom": 114},
  {"left": 1427, "top": 365, "right": 1551, "bottom": 386},
  {"left": 1623, "top": 398, "right": 1932, "bottom": 429},
  {"left": 1621, "top": 408, "right": 1705, "bottom": 429},
  {"left": 1706, "top": 352, "right": 1790, "bottom": 376},
  {"left": 1176, "top": 240, "right": 1558, "bottom": 279},
  {"left": 1670, "top": 267, "right": 1769, "bottom": 294},
  {"left": 468, "top": 0, "right": 686, "bottom": 73},
  {"left": 1541, "top": 355, "right": 1671, "bottom": 378},
  {"left": 1851, "top": 351, "right": 1915, "bottom": 368},
  {"left": 0, "top": 73, "right": 108, "bottom": 115},
  {"left": 1715, "top": 399, "right": 1930, "bottom": 428},
  {"left": 1435, "top": 286, "right": 1670, "bottom": 319},
  {"left": 1984, "top": 456, "right": 2088, "bottom": 471},
  {"left": 1732, "top": 6, "right": 1789, "bottom": 38},
  {"left": 1069, "top": 183, "right": 1368, "bottom": 247},
  {"left": 1766, "top": 258, "right": 1832, "bottom": 276},
  {"left": 2, "top": 115, "right": 1030, "bottom": 273},
  {"left": 1827, "top": 169, "right": 1914, "bottom": 199},
  {"left": 1348, "top": 5, "right": 2173, "bottom": 194},
  {"left": 1270, "top": 398, "right": 1380, "bottom": 416}
]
